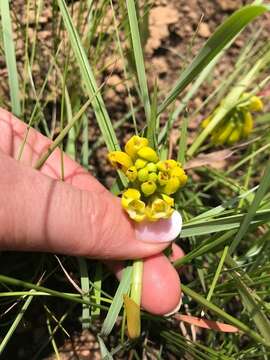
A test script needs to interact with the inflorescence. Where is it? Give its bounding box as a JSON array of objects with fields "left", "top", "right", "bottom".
[
  {"left": 201, "top": 93, "right": 263, "bottom": 145},
  {"left": 108, "top": 135, "right": 187, "bottom": 222}
]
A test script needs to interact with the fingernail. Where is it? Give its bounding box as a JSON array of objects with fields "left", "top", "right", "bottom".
[
  {"left": 135, "top": 211, "right": 182, "bottom": 243},
  {"left": 164, "top": 296, "right": 182, "bottom": 317}
]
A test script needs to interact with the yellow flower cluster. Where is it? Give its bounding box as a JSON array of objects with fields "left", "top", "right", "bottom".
[
  {"left": 201, "top": 93, "right": 263, "bottom": 146},
  {"left": 108, "top": 135, "right": 187, "bottom": 222}
]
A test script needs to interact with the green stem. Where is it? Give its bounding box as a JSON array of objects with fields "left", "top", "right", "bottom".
[
  {"left": 0, "top": 275, "right": 107, "bottom": 309},
  {"left": 131, "top": 259, "right": 143, "bottom": 306}
]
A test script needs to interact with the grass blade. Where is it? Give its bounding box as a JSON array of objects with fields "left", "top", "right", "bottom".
[
  {"left": 229, "top": 158, "right": 270, "bottom": 253},
  {"left": 0, "top": 0, "right": 21, "bottom": 116},
  {"left": 101, "top": 265, "right": 132, "bottom": 336},
  {"left": 126, "top": 0, "right": 151, "bottom": 126},
  {"left": 57, "top": 0, "right": 119, "bottom": 152}
]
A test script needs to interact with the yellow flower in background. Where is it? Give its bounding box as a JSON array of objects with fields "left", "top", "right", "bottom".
[
  {"left": 248, "top": 96, "right": 263, "bottom": 112},
  {"left": 242, "top": 111, "right": 253, "bottom": 137},
  {"left": 201, "top": 92, "right": 263, "bottom": 146},
  {"left": 108, "top": 151, "right": 133, "bottom": 173},
  {"left": 108, "top": 135, "right": 188, "bottom": 222}
]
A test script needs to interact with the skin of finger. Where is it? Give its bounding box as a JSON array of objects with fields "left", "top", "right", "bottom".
[
  {"left": 0, "top": 109, "right": 171, "bottom": 259},
  {"left": 106, "top": 248, "right": 184, "bottom": 315}
]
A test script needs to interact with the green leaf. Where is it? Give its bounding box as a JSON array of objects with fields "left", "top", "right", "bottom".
[
  {"left": 0, "top": 0, "right": 21, "bottom": 116},
  {"left": 101, "top": 265, "right": 132, "bottom": 336},
  {"left": 158, "top": 4, "right": 269, "bottom": 114}
]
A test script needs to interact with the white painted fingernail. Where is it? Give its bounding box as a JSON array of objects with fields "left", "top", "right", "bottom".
[
  {"left": 135, "top": 211, "right": 182, "bottom": 243},
  {"left": 164, "top": 296, "right": 182, "bottom": 317}
]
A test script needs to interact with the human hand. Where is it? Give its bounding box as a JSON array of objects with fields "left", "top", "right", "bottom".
[{"left": 0, "top": 108, "right": 184, "bottom": 315}]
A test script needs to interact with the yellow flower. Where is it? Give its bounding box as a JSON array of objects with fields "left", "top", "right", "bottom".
[
  {"left": 126, "top": 166, "right": 137, "bottom": 182},
  {"left": 163, "top": 177, "right": 180, "bottom": 195},
  {"left": 141, "top": 181, "right": 157, "bottom": 196},
  {"left": 137, "top": 147, "right": 158, "bottom": 163},
  {"left": 157, "top": 159, "right": 177, "bottom": 171},
  {"left": 108, "top": 151, "right": 133, "bottom": 173},
  {"left": 121, "top": 188, "right": 141, "bottom": 209},
  {"left": 146, "top": 198, "right": 173, "bottom": 221},
  {"left": 242, "top": 111, "right": 253, "bottom": 137},
  {"left": 201, "top": 116, "right": 211, "bottom": 128},
  {"left": 158, "top": 171, "right": 169, "bottom": 186},
  {"left": 248, "top": 95, "right": 263, "bottom": 112},
  {"left": 161, "top": 194, "right": 174, "bottom": 207},
  {"left": 125, "top": 135, "right": 148, "bottom": 159},
  {"left": 126, "top": 199, "right": 146, "bottom": 222}
]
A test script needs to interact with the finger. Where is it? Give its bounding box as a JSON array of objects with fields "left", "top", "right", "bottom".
[
  {"left": 0, "top": 108, "right": 182, "bottom": 258},
  {"left": 107, "top": 250, "right": 183, "bottom": 315}
]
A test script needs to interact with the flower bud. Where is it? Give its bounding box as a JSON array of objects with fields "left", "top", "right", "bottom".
[
  {"left": 137, "top": 168, "right": 149, "bottom": 182},
  {"left": 135, "top": 158, "right": 147, "bottom": 169},
  {"left": 137, "top": 147, "right": 158, "bottom": 163},
  {"left": 146, "top": 162, "right": 157, "bottom": 173},
  {"left": 141, "top": 181, "right": 157, "bottom": 196},
  {"left": 148, "top": 172, "right": 158, "bottom": 182}
]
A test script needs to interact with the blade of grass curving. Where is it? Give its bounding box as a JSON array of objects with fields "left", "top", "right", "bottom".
[
  {"left": 177, "top": 112, "right": 188, "bottom": 165},
  {"left": 225, "top": 255, "right": 270, "bottom": 342},
  {"left": 158, "top": 4, "right": 269, "bottom": 115},
  {"left": 181, "top": 284, "right": 270, "bottom": 347},
  {"left": 0, "top": 291, "right": 34, "bottom": 355},
  {"left": 0, "top": 275, "right": 107, "bottom": 309},
  {"left": 0, "top": 0, "right": 21, "bottom": 116},
  {"left": 98, "top": 335, "right": 113, "bottom": 360},
  {"left": 229, "top": 158, "right": 270, "bottom": 254},
  {"left": 92, "top": 262, "right": 102, "bottom": 318},
  {"left": 77, "top": 258, "right": 91, "bottom": 329},
  {"left": 57, "top": 0, "right": 119, "bottom": 153},
  {"left": 174, "top": 230, "right": 236, "bottom": 268},
  {"left": 126, "top": 0, "right": 151, "bottom": 128},
  {"left": 101, "top": 264, "right": 132, "bottom": 336},
  {"left": 180, "top": 209, "right": 270, "bottom": 238}
]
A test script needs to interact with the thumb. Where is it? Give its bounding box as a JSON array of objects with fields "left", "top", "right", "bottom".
[{"left": 0, "top": 152, "right": 182, "bottom": 259}]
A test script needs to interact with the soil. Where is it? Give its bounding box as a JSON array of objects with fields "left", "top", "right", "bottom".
[{"left": 0, "top": 0, "right": 270, "bottom": 359}]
